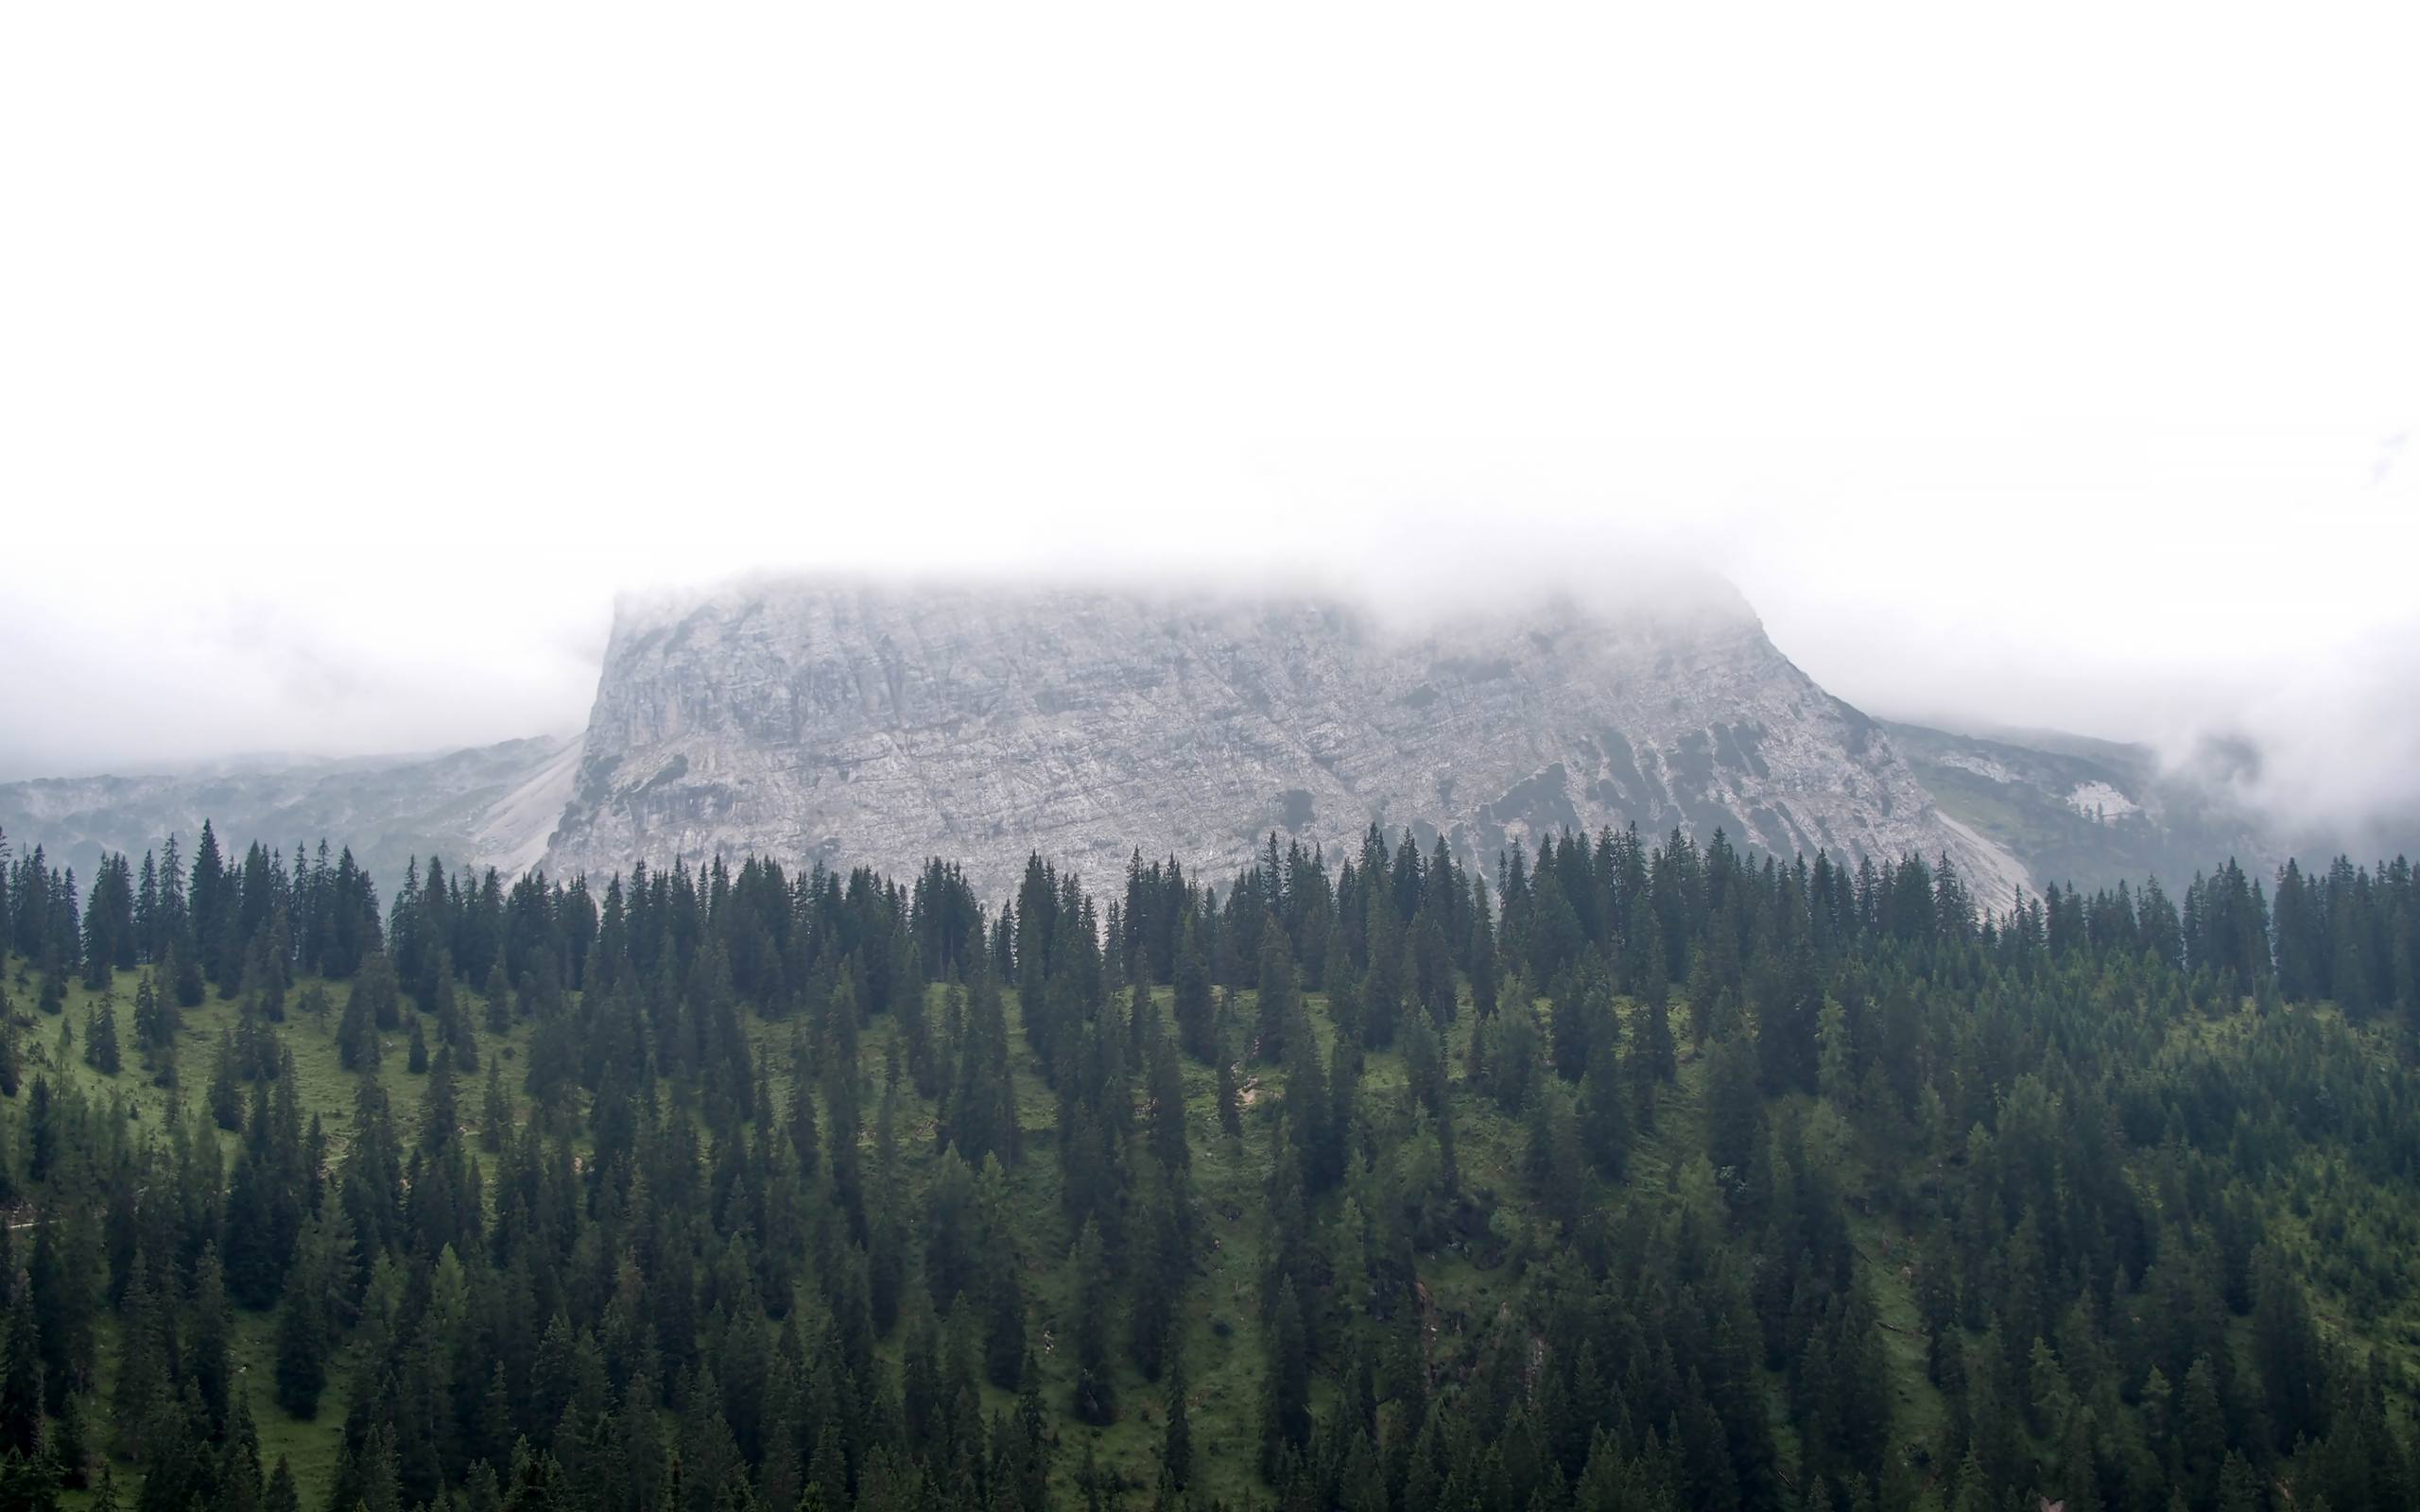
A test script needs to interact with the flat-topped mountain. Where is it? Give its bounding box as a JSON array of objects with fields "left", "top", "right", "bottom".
[{"left": 543, "top": 577, "right": 2029, "bottom": 904}]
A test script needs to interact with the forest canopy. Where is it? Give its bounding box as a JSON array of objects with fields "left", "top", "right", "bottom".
[{"left": 0, "top": 821, "right": 2414, "bottom": 1512}]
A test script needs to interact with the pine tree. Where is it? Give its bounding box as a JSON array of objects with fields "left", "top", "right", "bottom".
[
  {"left": 1173, "top": 922, "right": 1216, "bottom": 1061},
  {"left": 188, "top": 1246, "right": 233, "bottom": 1433},
  {"left": 272, "top": 1281, "right": 326, "bottom": 1419},
  {"left": 1068, "top": 1220, "right": 1115, "bottom": 1425},
  {"left": 52, "top": 1387, "right": 89, "bottom": 1487},
  {"left": 786, "top": 1038, "right": 821, "bottom": 1177},
  {"left": 80, "top": 999, "right": 119, "bottom": 1075},
  {"left": 208, "top": 1033, "right": 242, "bottom": 1129},
  {"left": 1579, "top": 1032, "right": 1630, "bottom": 1178},
  {"left": 0, "top": 1272, "right": 43, "bottom": 1459},
  {"left": 483, "top": 964, "right": 512, "bottom": 1037},
  {"left": 1162, "top": 1335, "right": 1192, "bottom": 1490},
  {"left": 112, "top": 1257, "right": 168, "bottom": 1460},
  {"left": 24, "top": 1079, "right": 56, "bottom": 1183},
  {"left": 1468, "top": 888, "right": 1501, "bottom": 1017},
  {"left": 1706, "top": 1020, "right": 1764, "bottom": 1184},
  {"left": 1258, "top": 1278, "right": 1310, "bottom": 1483},
  {"left": 983, "top": 1248, "right": 1026, "bottom": 1390},
  {"left": 337, "top": 975, "right": 380, "bottom": 1071},
  {"left": 1550, "top": 966, "right": 1596, "bottom": 1082},
  {"left": 1253, "top": 925, "right": 1299, "bottom": 1063},
  {"left": 1640, "top": 988, "right": 1677, "bottom": 1082},
  {"left": 2179, "top": 1354, "right": 2226, "bottom": 1510},
  {"left": 1526, "top": 1079, "right": 1584, "bottom": 1229},
  {"left": 0, "top": 1450, "right": 59, "bottom": 1512},
  {"left": 1128, "top": 1168, "right": 1187, "bottom": 1382},
  {"left": 1147, "top": 1031, "right": 1189, "bottom": 1171},
  {"left": 479, "top": 1059, "right": 511, "bottom": 1154},
  {"left": 172, "top": 943, "right": 205, "bottom": 1009}
]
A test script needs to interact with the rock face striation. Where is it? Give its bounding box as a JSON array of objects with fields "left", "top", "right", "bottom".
[{"left": 544, "top": 578, "right": 2029, "bottom": 906}]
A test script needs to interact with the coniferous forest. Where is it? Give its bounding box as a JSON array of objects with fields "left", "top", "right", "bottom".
[{"left": 0, "top": 822, "right": 2415, "bottom": 1512}]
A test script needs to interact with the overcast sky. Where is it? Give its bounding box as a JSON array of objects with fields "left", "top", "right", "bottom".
[{"left": 3, "top": 6, "right": 2417, "bottom": 837}]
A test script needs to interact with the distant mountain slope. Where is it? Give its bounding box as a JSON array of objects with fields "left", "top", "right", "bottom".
[
  {"left": 1879, "top": 718, "right": 2270, "bottom": 893},
  {"left": 0, "top": 734, "right": 578, "bottom": 883},
  {"left": 545, "top": 577, "right": 2029, "bottom": 905}
]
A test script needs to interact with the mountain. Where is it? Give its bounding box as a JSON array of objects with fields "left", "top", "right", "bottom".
[
  {"left": 1879, "top": 717, "right": 2273, "bottom": 894},
  {"left": 11, "top": 580, "right": 2317, "bottom": 913},
  {"left": 544, "top": 577, "right": 2031, "bottom": 905},
  {"left": 0, "top": 732, "right": 578, "bottom": 884}
]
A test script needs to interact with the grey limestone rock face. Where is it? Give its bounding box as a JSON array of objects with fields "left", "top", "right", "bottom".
[{"left": 544, "top": 578, "right": 2028, "bottom": 907}]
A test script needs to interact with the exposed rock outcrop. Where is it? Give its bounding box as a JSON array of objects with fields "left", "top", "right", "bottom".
[{"left": 545, "top": 577, "right": 2028, "bottom": 906}]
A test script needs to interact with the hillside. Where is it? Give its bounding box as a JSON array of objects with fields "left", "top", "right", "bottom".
[
  {"left": 0, "top": 829, "right": 2413, "bottom": 1512},
  {"left": 1878, "top": 720, "right": 2273, "bottom": 896},
  {"left": 0, "top": 737, "right": 578, "bottom": 885}
]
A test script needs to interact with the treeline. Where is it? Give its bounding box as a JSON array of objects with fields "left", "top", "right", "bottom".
[
  {"left": 9, "top": 823, "right": 2416, "bottom": 1049},
  {"left": 0, "top": 821, "right": 2413, "bottom": 1512}
]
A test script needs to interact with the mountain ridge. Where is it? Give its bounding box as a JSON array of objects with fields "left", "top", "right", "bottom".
[
  {"left": 0, "top": 733, "right": 577, "bottom": 885},
  {"left": 542, "top": 576, "right": 2031, "bottom": 906},
  {"left": 12, "top": 580, "right": 2332, "bottom": 909}
]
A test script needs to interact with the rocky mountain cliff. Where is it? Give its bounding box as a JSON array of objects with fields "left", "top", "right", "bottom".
[{"left": 544, "top": 578, "right": 2030, "bottom": 907}]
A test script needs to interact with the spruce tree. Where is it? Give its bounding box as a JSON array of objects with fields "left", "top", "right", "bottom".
[
  {"left": 80, "top": 999, "right": 119, "bottom": 1075},
  {"left": 983, "top": 1243, "right": 1026, "bottom": 1390},
  {"left": 337, "top": 978, "right": 380, "bottom": 1071},
  {"left": 1172, "top": 922, "right": 1215, "bottom": 1061},
  {"left": 0, "top": 1273, "right": 43, "bottom": 1459},
  {"left": 0, "top": 1450, "right": 58, "bottom": 1512},
  {"left": 1162, "top": 1334, "right": 1192, "bottom": 1490},
  {"left": 479, "top": 1060, "right": 511, "bottom": 1154},
  {"left": 272, "top": 1281, "right": 326, "bottom": 1419},
  {"left": 786, "top": 1037, "right": 821, "bottom": 1177},
  {"left": 1579, "top": 1032, "right": 1630, "bottom": 1178},
  {"left": 112, "top": 1257, "right": 167, "bottom": 1460},
  {"left": 208, "top": 1034, "right": 242, "bottom": 1129},
  {"left": 1258, "top": 1278, "right": 1310, "bottom": 1484},
  {"left": 1253, "top": 926, "right": 1298, "bottom": 1063},
  {"left": 1147, "top": 1030, "right": 1189, "bottom": 1171},
  {"left": 1706, "top": 1020, "right": 1764, "bottom": 1182},
  {"left": 24, "top": 1080, "right": 55, "bottom": 1183},
  {"left": 483, "top": 964, "right": 512, "bottom": 1036},
  {"left": 172, "top": 944, "right": 205, "bottom": 1009},
  {"left": 1068, "top": 1219, "right": 1115, "bottom": 1425}
]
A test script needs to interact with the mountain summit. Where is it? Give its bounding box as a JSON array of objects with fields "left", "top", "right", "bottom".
[{"left": 542, "top": 577, "right": 2028, "bottom": 904}]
